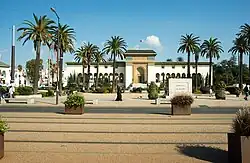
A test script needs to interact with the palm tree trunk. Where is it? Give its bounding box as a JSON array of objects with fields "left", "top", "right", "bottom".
[
  {"left": 82, "top": 61, "right": 85, "bottom": 90},
  {"left": 248, "top": 54, "right": 250, "bottom": 84},
  {"left": 59, "top": 51, "right": 63, "bottom": 95},
  {"left": 195, "top": 59, "right": 198, "bottom": 90},
  {"left": 95, "top": 63, "right": 99, "bottom": 90},
  {"left": 87, "top": 64, "right": 91, "bottom": 92},
  {"left": 34, "top": 41, "right": 41, "bottom": 94},
  {"left": 112, "top": 55, "right": 116, "bottom": 93},
  {"left": 239, "top": 52, "right": 243, "bottom": 90},
  {"left": 187, "top": 51, "right": 191, "bottom": 78},
  {"left": 209, "top": 56, "right": 212, "bottom": 88}
]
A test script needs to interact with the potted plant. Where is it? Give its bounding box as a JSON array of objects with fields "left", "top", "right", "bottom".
[
  {"left": 147, "top": 82, "right": 158, "bottom": 100},
  {"left": 0, "top": 116, "right": 9, "bottom": 159},
  {"left": 228, "top": 108, "right": 250, "bottom": 163},
  {"left": 214, "top": 81, "right": 226, "bottom": 100},
  {"left": 170, "top": 94, "right": 194, "bottom": 115},
  {"left": 64, "top": 94, "right": 85, "bottom": 114}
]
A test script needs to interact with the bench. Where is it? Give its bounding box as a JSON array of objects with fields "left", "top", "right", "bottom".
[
  {"left": 3, "top": 98, "right": 35, "bottom": 104},
  {"left": 155, "top": 98, "right": 171, "bottom": 105},
  {"left": 85, "top": 99, "right": 98, "bottom": 105}
]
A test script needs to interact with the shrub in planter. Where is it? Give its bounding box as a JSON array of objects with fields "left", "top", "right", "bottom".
[
  {"left": 200, "top": 86, "right": 210, "bottom": 94},
  {"left": 0, "top": 116, "right": 9, "bottom": 159},
  {"left": 170, "top": 94, "right": 194, "bottom": 115},
  {"left": 226, "top": 86, "right": 241, "bottom": 97},
  {"left": 64, "top": 94, "right": 85, "bottom": 114},
  {"left": 130, "top": 87, "right": 142, "bottom": 93},
  {"left": 16, "top": 86, "right": 33, "bottom": 95},
  {"left": 147, "top": 82, "right": 158, "bottom": 99},
  {"left": 214, "top": 81, "right": 226, "bottom": 100},
  {"left": 228, "top": 108, "right": 250, "bottom": 163}
]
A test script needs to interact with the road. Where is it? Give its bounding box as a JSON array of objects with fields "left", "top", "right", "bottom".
[{"left": 0, "top": 105, "right": 239, "bottom": 114}]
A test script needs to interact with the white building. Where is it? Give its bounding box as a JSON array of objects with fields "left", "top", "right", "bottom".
[{"left": 64, "top": 49, "right": 212, "bottom": 89}]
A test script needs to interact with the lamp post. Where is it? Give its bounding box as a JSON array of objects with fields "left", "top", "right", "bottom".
[
  {"left": 10, "top": 25, "right": 15, "bottom": 84},
  {"left": 50, "top": 7, "right": 60, "bottom": 105}
]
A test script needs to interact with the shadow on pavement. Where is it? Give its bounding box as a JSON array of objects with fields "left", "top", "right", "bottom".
[{"left": 176, "top": 144, "right": 228, "bottom": 163}]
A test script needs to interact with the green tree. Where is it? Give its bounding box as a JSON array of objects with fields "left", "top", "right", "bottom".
[
  {"left": 177, "top": 34, "right": 200, "bottom": 78},
  {"left": 75, "top": 42, "right": 98, "bottom": 91},
  {"left": 74, "top": 46, "right": 86, "bottom": 88},
  {"left": 103, "top": 36, "right": 127, "bottom": 93},
  {"left": 17, "top": 65, "right": 23, "bottom": 86},
  {"left": 194, "top": 47, "right": 201, "bottom": 90},
  {"left": 51, "top": 23, "right": 76, "bottom": 94},
  {"left": 166, "top": 58, "right": 172, "bottom": 62},
  {"left": 201, "top": 37, "right": 224, "bottom": 87},
  {"left": 17, "top": 14, "right": 54, "bottom": 94},
  {"left": 26, "top": 59, "right": 43, "bottom": 84},
  {"left": 228, "top": 36, "right": 250, "bottom": 89},
  {"left": 238, "top": 23, "right": 250, "bottom": 79},
  {"left": 176, "top": 57, "right": 184, "bottom": 62},
  {"left": 93, "top": 50, "right": 106, "bottom": 89}
]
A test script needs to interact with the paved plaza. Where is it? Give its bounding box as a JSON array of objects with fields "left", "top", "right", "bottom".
[
  {"left": 0, "top": 112, "right": 233, "bottom": 163},
  {"left": 0, "top": 93, "right": 248, "bottom": 162}
]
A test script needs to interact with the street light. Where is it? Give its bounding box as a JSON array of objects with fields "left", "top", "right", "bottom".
[{"left": 50, "top": 7, "right": 60, "bottom": 105}]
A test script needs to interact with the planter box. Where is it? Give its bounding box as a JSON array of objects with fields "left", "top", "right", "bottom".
[
  {"left": 15, "top": 94, "right": 42, "bottom": 99},
  {"left": 0, "top": 134, "right": 4, "bottom": 159},
  {"left": 171, "top": 104, "right": 191, "bottom": 115},
  {"left": 228, "top": 133, "right": 250, "bottom": 163},
  {"left": 64, "top": 105, "right": 84, "bottom": 115}
]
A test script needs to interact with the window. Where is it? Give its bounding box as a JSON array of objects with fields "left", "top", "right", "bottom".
[
  {"left": 182, "top": 66, "right": 185, "bottom": 69},
  {"left": 172, "top": 66, "right": 175, "bottom": 69},
  {"left": 161, "top": 66, "right": 164, "bottom": 69},
  {"left": 19, "top": 80, "right": 21, "bottom": 85},
  {"left": 105, "top": 66, "right": 108, "bottom": 68}
]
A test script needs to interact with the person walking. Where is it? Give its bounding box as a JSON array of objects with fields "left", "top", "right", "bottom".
[
  {"left": 9, "top": 85, "right": 14, "bottom": 98},
  {"left": 244, "top": 85, "right": 249, "bottom": 101}
]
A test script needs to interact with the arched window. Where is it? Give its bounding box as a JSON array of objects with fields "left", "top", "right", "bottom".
[
  {"left": 156, "top": 73, "right": 160, "bottom": 82},
  {"left": 166, "top": 73, "right": 170, "bottom": 79},
  {"left": 182, "top": 73, "right": 186, "bottom": 78},
  {"left": 176, "top": 73, "right": 181, "bottom": 78},
  {"left": 171, "top": 73, "right": 175, "bottom": 78},
  {"left": 161, "top": 73, "right": 165, "bottom": 83}
]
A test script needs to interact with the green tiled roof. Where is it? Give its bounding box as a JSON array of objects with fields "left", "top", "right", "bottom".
[
  {"left": 155, "top": 62, "right": 210, "bottom": 65},
  {"left": 125, "top": 49, "right": 157, "bottom": 56},
  {"left": 0, "top": 61, "right": 10, "bottom": 68},
  {"left": 65, "top": 61, "right": 125, "bottom": 67}
]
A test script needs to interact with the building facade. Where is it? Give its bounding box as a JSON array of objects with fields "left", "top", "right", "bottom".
[{"left": 64, "top": 49, "right": 212, "bottom": 89}]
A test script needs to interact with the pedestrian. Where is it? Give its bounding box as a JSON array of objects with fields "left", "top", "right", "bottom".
[
  {"left": 9, "top": 85, "right": 14, "bottom": 98},
  {"left": 209, "top": 88, "right": 213, "bottom": 97},
  {"left": 244, "top": 85, "right": 249, "bottom": 101}
]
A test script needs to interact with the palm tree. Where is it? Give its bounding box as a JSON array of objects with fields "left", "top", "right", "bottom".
[
  {"left": 75, "top": 42, "right": 98, "bottom": 91},
  {"left": 238, "top": 23, "right": 250, "bottom": 80},
  {"left": 177, "top": 34, "right": 200, "bottom": 78},
  {"left": 17, "top": 65, "right": 23, "bottom": 86},
  {"left": 201, "top": 37, "right": 224, "bottom": 88},
  {"left": 228, "top": 36, "right": 250, "bottom": 89},
  {"left": 74, "top": 46, "right": 87, "bottom": 89},
  {"left": 194, "top": 47, "right": 200, "bottom": 90},
  {"left": 103, "top": 36, "right": 127, "bottom": 93},
  {"left": 51, "top": 24, "right": 76, "bottom": 94},
  {"left": 17, "top": 14, "right": 54, "bottom": 94},
  {"left": 93, "top": 50, "right": 106, "bottom": 89}
]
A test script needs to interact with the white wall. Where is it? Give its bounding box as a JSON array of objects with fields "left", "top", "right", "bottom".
[
  {"left": 64, "top": 64, "right": 126, "bottom": 87},
  {"left": 125, "top": 63, "right": 132, "bottom": 88}
]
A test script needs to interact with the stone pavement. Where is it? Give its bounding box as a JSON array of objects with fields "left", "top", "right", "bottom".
[
  {"left": 0, "top": 112, "right": 233, "bottom": 163},
  {"left": 3, "top": 93, "right": 249, "bottom": 109}
]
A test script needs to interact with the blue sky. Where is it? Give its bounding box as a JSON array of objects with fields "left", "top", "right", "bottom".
[{"left": 0, "top": 0, "right": 249, "bottom": 67}]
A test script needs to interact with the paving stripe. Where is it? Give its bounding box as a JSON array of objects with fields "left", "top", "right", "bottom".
[
  {"left": 8, "top": 130, "right": 228, "bottom": 134},
  {"left": 7, "top": 121, "right": 231, "bottom": 125},
  {"left": 5, "top": 140, "right": 228, "bottom": 145}
]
